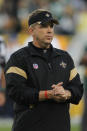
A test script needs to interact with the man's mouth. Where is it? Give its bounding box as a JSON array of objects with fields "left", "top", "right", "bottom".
[{"left": 46, "top": 35, "right": 52, "bottom": 38}]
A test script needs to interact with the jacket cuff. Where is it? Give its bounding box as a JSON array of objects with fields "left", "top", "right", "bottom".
[{"left": 24, "top": 88, "right": 39, "bottom": 105}]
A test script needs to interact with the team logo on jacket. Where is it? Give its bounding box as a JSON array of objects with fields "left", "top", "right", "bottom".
[
  {"left": 33, "top": 63, "right": 38, "bottom": 69},
  {"left": 60, "top": 61, "right": 67, "bottom": 69}
]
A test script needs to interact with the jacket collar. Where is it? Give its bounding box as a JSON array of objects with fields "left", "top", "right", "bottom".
[{"left": 28, "top": 41, "right": 61, "bottom": 57}]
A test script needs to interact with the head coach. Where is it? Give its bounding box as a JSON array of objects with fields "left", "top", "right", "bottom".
[{"left": 5, "top": 9, "right": 83, "bottom": 131}]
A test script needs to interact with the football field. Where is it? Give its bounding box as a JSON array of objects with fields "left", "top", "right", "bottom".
[
  {"left": 0, "top": 125, "right": 80, "bottom": 131},
  {"left": 0, "top": 118, "right": 80, "bottom": 131}
]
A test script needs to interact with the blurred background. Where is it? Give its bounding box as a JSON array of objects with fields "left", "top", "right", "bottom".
[{"left": 0, "top": 0, "right": 87, "bottom": 131}]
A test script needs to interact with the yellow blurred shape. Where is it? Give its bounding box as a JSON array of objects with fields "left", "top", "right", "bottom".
[{"left": 70, "top": 99, "right": 84, "bottom": 117}]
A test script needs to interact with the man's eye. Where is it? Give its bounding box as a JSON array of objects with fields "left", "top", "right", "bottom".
[
  {"left": 40, "top": 24, "right": 48, "bottom": 28},
  {"left": 40, "top": 23, "right": 54, "bottom": 28}
]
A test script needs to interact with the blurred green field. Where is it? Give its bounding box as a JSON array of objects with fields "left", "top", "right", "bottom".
[
  {"left": 0, "top": 128, "right": 11, "bottom": 131},
  {"left": 0, "top": 125, "right": 80, "bottom": 131}
]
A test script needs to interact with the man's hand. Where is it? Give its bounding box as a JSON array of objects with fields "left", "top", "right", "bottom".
[
  {"left": 52, "top": 82, "right": 65, "bottom": 96},
  {"left": 51, "top": 82, "right": 71, "bottom": 102},
  {"left": 39, "top": 82, "right": 71, "bottom": 102}
]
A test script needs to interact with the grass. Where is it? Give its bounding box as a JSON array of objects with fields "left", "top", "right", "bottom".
[
  {"left": 71, "top": 125, "right": 80, "bottom": 131},
  {"left": 0, "top": 125, "right": 80, "bottom": 131},
  {"left": 0, "top": 127, "right": 11, "bottom": 131}
]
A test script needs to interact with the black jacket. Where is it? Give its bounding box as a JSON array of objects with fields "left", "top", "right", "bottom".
[{"left": 5, "top": 42, "right": 83, "bottom": 131}]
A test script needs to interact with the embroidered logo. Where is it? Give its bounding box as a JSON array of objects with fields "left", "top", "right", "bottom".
[
  {"left": 46, "top": 13, "right": 50, "bottom": 17},
  {"left": 37, "top": 21, "right": 41, "bottom": 24},
  {"left": 33, "top": 64, "right": 38, "bottom": 69},
  {"left": 60, "top": 61, "right": 67, "bottom": 69}
]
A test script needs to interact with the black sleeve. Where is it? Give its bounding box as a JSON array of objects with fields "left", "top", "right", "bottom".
[
  {"left": 5, "top": 53, "right": 39, "bottom": 106},
  {"left": 66, "top": 52, "right": 84, "bottom": 104}
]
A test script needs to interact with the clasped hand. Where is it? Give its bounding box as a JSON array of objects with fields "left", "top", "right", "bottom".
[{"left": 51, "top": 82, "right": 69, "bottom": 102}]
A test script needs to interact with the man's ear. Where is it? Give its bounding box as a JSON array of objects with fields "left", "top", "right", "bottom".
[{"left": 28, "top": 27, "right": 33, "bottom": 35}]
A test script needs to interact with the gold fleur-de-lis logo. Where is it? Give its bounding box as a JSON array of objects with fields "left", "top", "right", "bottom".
[
  {"left": 37, "top": 21, "right": 41, "bottom": 24},
  {"left": 60, "top": 61, "right": 67, "bottom": 68},
  {"left": 46, "top": 13, "right": 50, "bottom": 17}
]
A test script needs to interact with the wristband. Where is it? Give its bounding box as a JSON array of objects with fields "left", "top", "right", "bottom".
[{"left": 45, "top": 90, "right": 48, "bottom": 99}]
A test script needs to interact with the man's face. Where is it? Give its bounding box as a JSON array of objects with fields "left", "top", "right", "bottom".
[{"left": 31, "top": 22, "right": 54, "bottom": 48}]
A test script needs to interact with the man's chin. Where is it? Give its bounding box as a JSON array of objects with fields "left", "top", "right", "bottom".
[
  {"left": 43, "top": 41, "right": 51, "bottom": 48},
  {"left": 45, "top": 40, "right": 52, "bottom": 44}
]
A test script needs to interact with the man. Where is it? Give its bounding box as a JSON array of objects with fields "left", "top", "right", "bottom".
[
  {"left": 80, "top": 46, "right": 87, "bottom": 131},
  {"left": 0, "top": 36, "right": 6, "bottom": 107},
  {"left": 0, "top": 55, "right": 6, "bottom": 107},
  {"left": 5, "top": 9, "right": 83, "bottom": 131}
]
